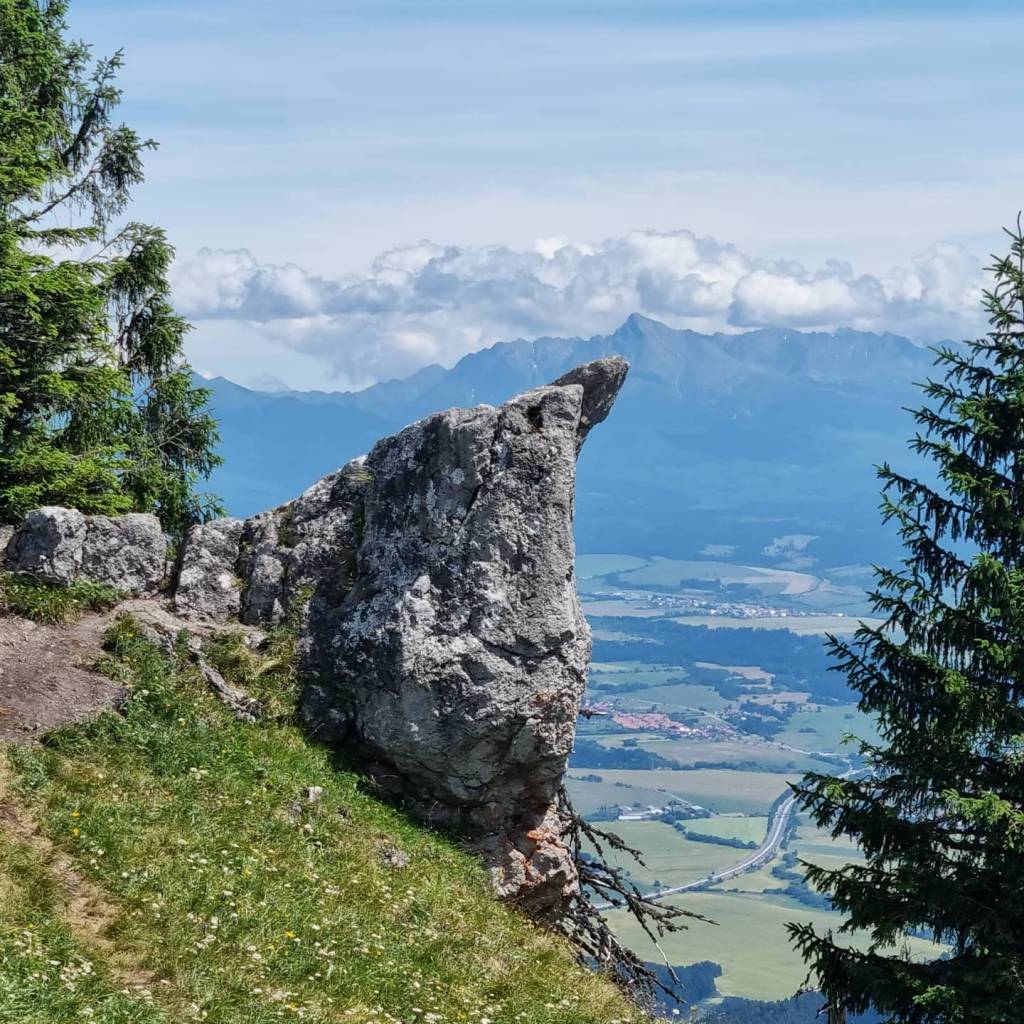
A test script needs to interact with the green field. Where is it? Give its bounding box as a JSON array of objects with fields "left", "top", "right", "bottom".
[
  {"left": 613, "top": 557, "right": 811, "bottom": 592},
  {"left": 775, "top": 703, "right": 879, "bottom": 752},
  {"left": 589, "top": 663, "right": 687, "bottom": 683},
  {"left": 565, "top": 774, "right": 683, "bottom": 816},
  {"left": 605, "top": 735, "right": 818, "bottom": 772},
  {"left": 690, "top": 815, "right": 768, "bottom": 843},
  {"left": 578, "top": 552, "right": 867, "bottom": 612},
  {"left": 568, "top": 768, "right": 797, "bottom": 815},
  {"left": 790, "top": 817, "right": 865, "bottom": 871},
  {"left": 593, "top": 821, "right": 739, "bottom": 889},
  {"left": 608, "top": 889, "right": 943, "bottom": 1000},
  {"left": 722, "top": 861, "right": 785, "bottom": 893},
  {"left": 610, "top": 679, "right": 728, "bottom": 712},
  {"left": 582, "top": 600, "right": 666, "bottom": 618}
]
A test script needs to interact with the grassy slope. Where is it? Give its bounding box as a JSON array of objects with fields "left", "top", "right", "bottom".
[
  {"left": 0, "top": 819, "right": 170, "bottom": 1023},
  {"left": 0, "top": 616, "right": 642, "bottom": 1024}
]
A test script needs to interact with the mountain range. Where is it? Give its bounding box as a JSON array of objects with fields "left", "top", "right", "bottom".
[{"left": 203, "top": 314, "right": 953, "bottom": 571}]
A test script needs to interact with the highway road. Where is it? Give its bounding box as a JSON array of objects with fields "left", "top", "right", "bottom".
[
  {"left": 593, "top": 793, "right": 797, "bottom": 911},
  {"left": 597, "top": 765, "right": 863, "bottom": 911},
  {"left": 641, "top": 792, "right": 797, "bottom": 904}
]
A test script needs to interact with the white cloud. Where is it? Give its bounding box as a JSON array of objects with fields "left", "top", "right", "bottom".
[{"left": 172, "top": 229, "right": 988, "bottom": 391}]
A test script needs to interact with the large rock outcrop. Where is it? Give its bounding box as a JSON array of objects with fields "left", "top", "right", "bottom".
[
  {"left": 3, "top": 358, "right": 629, "bottom": 919},
  {"left": 298, "top": 357, "right": 628, "bottom": 916}
]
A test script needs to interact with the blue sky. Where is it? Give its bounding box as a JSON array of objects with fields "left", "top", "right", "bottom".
[{"left": 69, "top": 0, "right": 1024, "bottom": 389}]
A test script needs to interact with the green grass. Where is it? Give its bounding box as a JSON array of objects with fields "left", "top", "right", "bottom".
[
  {"left": 600, "top": 736, "right": 815, "bottom": 773},
  {"left": 608, "top": 889, "right": 943, "bottom": 1001},
  {"left": 611, "top": 557, "right": 809, "bottom": 595},
  {"left": 590, "top": 821, "right": 734, "bottom": 890},
  {"left": 0, "top": 572, "right": 122, "bottom": 625},
  {"left": 571, "top": 769, "right": 797, "bottom": 815},
  {"left": 1, "top": 617, "right": 641, "bottom": 1024},
  {"left": 688, "top": 815, "right": 768, "bottom": 844},
  {"left": 0, "top": 827, "right": 170, "bottom": 1023},
  {"left": 588, "top": 664, "right": 687, "bottom": 684},
  {"left": 610, "top": 681, "right": 728, "bottom": 713},
  {"left": 564, "top": 776, "right": 687, "bottom": 817},
  {"left": 576, "top": 554, "right": 650, "bottom": 579},
  {"left": 774, "top": 704, "right": 880, "bottom": 753}
]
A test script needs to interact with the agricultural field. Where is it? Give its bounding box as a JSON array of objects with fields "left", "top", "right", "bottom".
[
  {"left": 593, "top": 821, "right": 739, "bottom": 890},
  {"left": 790, "top": 816, "right": 865, "bottom": 870},
  {"left": 608, "top": 679, "right": 729, "bottom": 712},
  {"left": 570, "top": 554, "right": 910, "bottom": 1005},
  {"left": 589, "top": 662, "right": 689, "bottom": 683},
  {"left": 691, "top": 815, "right": 768, "bottom": 844},
  {"left": 610, "top": 556, "right": 816, "bottom": 595},
  {"left": 577, "top": 554, "right": 650, "bottom": 578},
  {"left": 601, "top": 735, "right": 821, "bottom": 773},
  {"left": 565, "top": 774, "right": 686, "bottom": 817},
  {"left": 569, "top": 768, "right": 797, "bottom": 815},
  {"left": 775, "top": 703, "right": 880, "bottom": 752},
  {"left": 574, "top": 551, "right": 870, "bottom": 615},
  {"left": 609, "top": 889, "right": 943, "bottom": 1000},
  {"left": 583, "top": 600, "right": 665, "bottom": 618}
]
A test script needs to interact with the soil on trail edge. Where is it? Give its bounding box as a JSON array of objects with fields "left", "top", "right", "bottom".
[{"left": 0, "top": 610, "right": 126, "bottom": 744}]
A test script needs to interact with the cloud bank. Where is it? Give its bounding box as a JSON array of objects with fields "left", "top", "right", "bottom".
[{"left": 171, "top": 230, "right": 987, "bottom": 390}]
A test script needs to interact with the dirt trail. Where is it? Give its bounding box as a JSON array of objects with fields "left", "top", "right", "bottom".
[
  {"left": 0, "top": 601, "right": 206, "bottom": 1008},
  {"left": 0, "top": 610, "right": 126, "bottom": 745},
  {"left": 0, "top": 757, "right": 157, "bottom": 992}
]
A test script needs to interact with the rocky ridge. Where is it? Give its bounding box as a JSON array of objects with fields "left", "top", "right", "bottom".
[{"left": 1, "top": 357, "right": 629, "bottom": 919}]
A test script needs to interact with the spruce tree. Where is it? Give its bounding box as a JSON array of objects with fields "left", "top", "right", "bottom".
[
  {"left": 789, "top": 220, "right": 1024, "bottom": 1024},
  {"left": 0, "top": 0, "right": 221, "bottom": 536}
]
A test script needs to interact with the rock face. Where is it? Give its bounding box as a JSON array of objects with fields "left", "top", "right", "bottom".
[
  {"left": 236, "top": 461, "right": 368, "bottom": 628},
  {"left": 5, "top": 507, "right": 167, "bottom": 594},
  {"left": 300, "top": 356, "right": 629, "bottom": 917}
]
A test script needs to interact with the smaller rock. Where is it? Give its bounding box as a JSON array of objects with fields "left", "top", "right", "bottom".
[
  {"left": 174, "top": 518, "right": 244, "bottom": 621},
  {"left": 0, "top": 524, "right": 13, "bottom": 565},
  {"left": 378, "top": 842, "right": 411, "bottom": 871},
  {"left": 81, "top": 513, "right": 166, "bottom": 595},
  {"left": 5, "top": 507, "right": 86, "bottom": 584},
  {"left": 304, "top": 785, "right": 324, "bottom": 804}
]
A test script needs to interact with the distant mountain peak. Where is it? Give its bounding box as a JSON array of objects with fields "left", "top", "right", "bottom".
[{"left": 614, "top": 312, "right": 677, "bottom": 339}]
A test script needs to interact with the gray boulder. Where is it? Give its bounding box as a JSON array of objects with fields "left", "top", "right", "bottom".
[
  {"left": 300, "top": 357, "right": 628, "bottom": 917},
  {"left": 174, "top": 518, "right": 244, "bottom": 621},
  {"left": 80, "top": 514, "right": 166, "bottom": 595},
  {"left": 5, "top": 507, "right": 87, "bottom": 584},
  {"left": 0, "top": 525, "right": 12, "bottom": 566}
]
